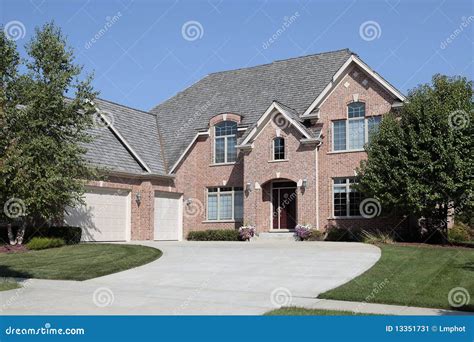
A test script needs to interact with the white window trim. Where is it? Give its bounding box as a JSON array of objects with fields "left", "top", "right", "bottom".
[
  {"left": 213, "top": 122, "right": 237, "bottom": 164},
  {"left": 332, "top": 178, "right": 364, "bottom": 218},
  {"left": 332, "top": 105, "right": 382, "bottom": 152},
  {"left": 206, "top": 187, "right": 243, "bottom": 221},
  {"left": 272, "top": 137, "right": 286, "bottom": 161}
]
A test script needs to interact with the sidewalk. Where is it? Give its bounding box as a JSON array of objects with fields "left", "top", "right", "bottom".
[{"left": 291, "top": 298, "right": 474, "bottom": 316}]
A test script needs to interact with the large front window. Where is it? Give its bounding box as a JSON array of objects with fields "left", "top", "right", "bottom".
[
  {"left": 214, "top": 121, "right": 237, "bottom": 163},
  {"left": 332, "top": 102, "right": 381, "bottom": 151},
  {"left": 333, "top": 178, "right": 362, "bottom": 217},
  {"left": 207, "top": 187, "right": 243, "bottom": 221}
]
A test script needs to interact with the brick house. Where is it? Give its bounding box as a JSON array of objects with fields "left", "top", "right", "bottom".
[{"left": 65, "top": 49, "right": 406, "bottom": 241}]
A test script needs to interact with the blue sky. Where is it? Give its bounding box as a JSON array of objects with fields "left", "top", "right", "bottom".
[{"left": 1, "top": 0, "right": 473, "bottom": 111}]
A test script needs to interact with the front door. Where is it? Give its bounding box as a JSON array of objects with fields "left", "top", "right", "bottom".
[{"left": 272, "top": 183, "right": 297, "bottom": 230}]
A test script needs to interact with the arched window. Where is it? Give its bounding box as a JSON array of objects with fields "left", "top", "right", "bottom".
[
  {"left": 273, "top": 137, "right": 285, "bottom": 160},
  {"left": 347, "top": 102, "right": 366, "bottom": 150},
  {"left": 214, "top": 121, "right": 237, "bottom": 163}
]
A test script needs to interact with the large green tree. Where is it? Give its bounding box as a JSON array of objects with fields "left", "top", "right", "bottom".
[
  {"left": 357, "top": 74, "right": 473, "bottom": 242},
  {"left": 0, "top": 22, "right": 99, "bottom": 244}
]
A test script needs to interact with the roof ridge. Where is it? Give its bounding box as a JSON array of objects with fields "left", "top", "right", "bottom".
[
  {"left": 207, "top": 48, "right": 352, "bottom": 76},
  {"left": 95, "top": 97, "right": 157, "bottom": 117},
  {"left": 150, "top": 75, "right": 211, "bottom": 113},
  {"left": 272, "top": 48, "right": 352, "bottom": 64},
  {"left": 273, "top": 100, "right": 299, "bottom": 114}
]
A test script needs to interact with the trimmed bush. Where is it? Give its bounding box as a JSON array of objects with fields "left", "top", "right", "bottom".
[
  {"left": 449, "top": 223, "right": 472, "bottom": 242},
  {"left": 45, "top": 226, "right": 82, "bottom": 244},
  {"left": 0, "top": 226, "right": 81, "bottom": 245},
  {"left": 325, "top": 227, "right": 360, "bottom": 242},
  {"left": 187, "top": 229, "right": 240, "bottom": 241},
  {"left": 26, "top": 237, "right": 65, "bottom": 250},
  {"left": 306, "top": 230, "right": 325, "bottom": 241}
]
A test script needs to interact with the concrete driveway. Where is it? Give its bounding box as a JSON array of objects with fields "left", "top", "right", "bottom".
[{"left": 0, "top": 241, "right": 380, "bottom": 315}]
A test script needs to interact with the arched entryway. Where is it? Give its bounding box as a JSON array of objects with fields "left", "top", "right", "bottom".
[{"left": 270, "top": 180, "right": 297, "bottom": 230}]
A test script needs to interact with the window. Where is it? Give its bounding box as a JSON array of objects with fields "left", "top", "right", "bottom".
[
  {"left": 207, "top": 187, "right": 243, "bottom": 221},
  {"left": 332, "top": 102, "right": 382, "bottom": 151},
  {"left": 214, "top": 121, "right": 237, "bottom": 163},
  {"left": 367, "top": 115, "right": 382, "bottom": 142},
  {"left": 333, "top": 178, "right": 362, "bottom": 217},
  {"left": 273, "top": 137, "right": 285, "bottom": 160}
]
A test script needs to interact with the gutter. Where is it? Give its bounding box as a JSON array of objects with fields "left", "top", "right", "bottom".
[
  {"left": 106, "top": 170, "right": 175, "bottom": 180},
  {"left": 300, "top": 137, "right": 321, "bottom": 145}
]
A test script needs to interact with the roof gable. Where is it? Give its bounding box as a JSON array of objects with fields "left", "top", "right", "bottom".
[
  {"left": 84, "top": 98, "right": 168, "bottom": 176},
  {"left": 239, "top": 101, "right": 314, "bottom": 146},
  {"left": 151, "top": 49, "right": 352, "bottom": 169},
  {"left": 302, "top": 54, "right": 406, "bottom": 117}
]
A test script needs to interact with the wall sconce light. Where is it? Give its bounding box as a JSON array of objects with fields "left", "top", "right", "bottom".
[
  {"left": 302, "top": 178, "right": 308, "bottom": 188},
  {"left": 185, "top": 198, "right": 193, "bottom": 205},
  {"left": 135, "top": 191, "right": 142, "bottom": 205},
  {"left": 245, "top": 182, "right": 253, "bottom": 192}
]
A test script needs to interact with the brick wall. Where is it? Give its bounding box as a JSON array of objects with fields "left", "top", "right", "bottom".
[
  {"left": 171, "top": 65, "right": 405, "bottom": 237},
  {"left": 174, "top": 114, "right": 244, "bottom": 237},
  {"left": 316, "top": 65, "right": 399, "bottom": 231},
  {"left": 243, "top": 121, "right": 317, "bottom": 233}
]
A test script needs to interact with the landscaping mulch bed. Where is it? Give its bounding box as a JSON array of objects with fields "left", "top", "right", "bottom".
[
  {"left": 0, "top": 244, "right": 29, "bottom": 254},
  {"left": 393, "top": 242, "right": 474, "bottom": 250}
]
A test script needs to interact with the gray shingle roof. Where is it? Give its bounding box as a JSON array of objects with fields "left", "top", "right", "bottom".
[
  {"left": 84, "top": 126, "right": 146, "bottom": 174},
  {"left": 84, "top": 98, "right": 167, "bottom": 175},
  {"left": 151, "top": 49, "right": 352, "bottom": 169}
]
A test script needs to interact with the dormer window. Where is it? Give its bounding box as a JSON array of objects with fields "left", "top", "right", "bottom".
[
  {"left": 214, "top": 121, "right": 237, "bottom": 163},
  {"left": 273, "top": 137, "right": 285, "bottom": 160}
]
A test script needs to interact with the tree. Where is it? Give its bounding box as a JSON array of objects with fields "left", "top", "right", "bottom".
[
  {"left": 0, "top": 22, "right": 99, "bottom": 244},
  {"left": 357, "top": 74, "right": 473, "bottom": 243}
]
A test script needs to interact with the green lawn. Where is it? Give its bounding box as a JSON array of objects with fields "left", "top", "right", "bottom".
[
  {"left": 0, "top": 244, "right": 162, "bottom": 281},
  {"left": 265, "top": 307, "right": 374, "bottom": 316},
  {"left": 319, "top": 244, "right": 474, "bottom": 311}
]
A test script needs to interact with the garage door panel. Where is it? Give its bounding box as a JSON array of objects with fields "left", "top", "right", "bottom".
[
  {"left": 154, "top": 192, "right": 182, "bottom": 241},
  {"left": 65, "top": 188, "right": 130, "bottom": 242}
]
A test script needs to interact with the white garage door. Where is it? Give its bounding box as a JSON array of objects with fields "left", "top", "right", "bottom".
[
  {"left": 65, "top": 187, "right": 131, "bottom": 242},
  {"left": 154, "top": 192, "right": 182, "bottom": 241}
]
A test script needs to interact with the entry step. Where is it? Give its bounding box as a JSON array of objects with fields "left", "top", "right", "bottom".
[{"left": 254, "top": 232, "right": 297, "bottom": 241}]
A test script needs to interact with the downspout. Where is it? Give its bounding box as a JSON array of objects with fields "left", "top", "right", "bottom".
[{"left": 315, "top": 141, "right": 321, "bottom": 230}]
